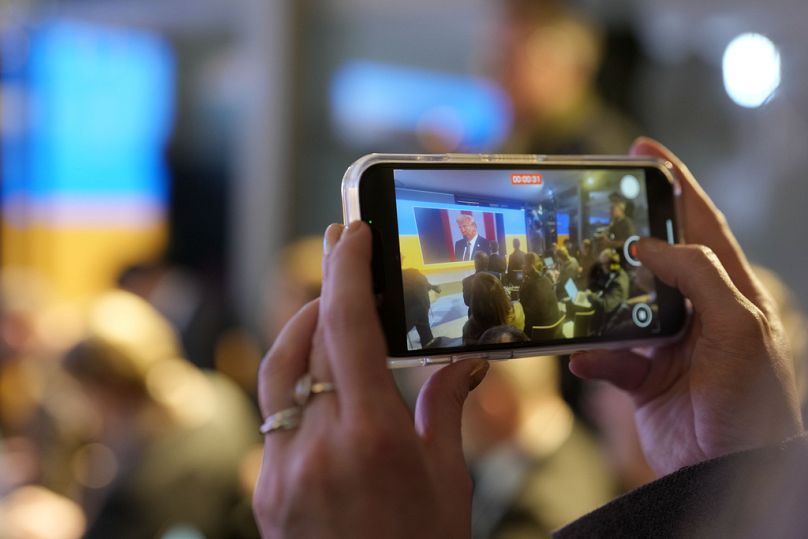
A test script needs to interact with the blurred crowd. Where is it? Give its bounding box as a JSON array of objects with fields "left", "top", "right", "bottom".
[
  {"left": 1, "top": 0, "right": 807, "bottom": 537},
  {"left": 457, "top": 192, "right": 646, "bottom": 347}
]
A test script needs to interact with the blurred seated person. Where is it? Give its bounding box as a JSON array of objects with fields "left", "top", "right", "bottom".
[
  {"left": 463, "top": 252, "right": 495, "bottom": 307},
  {"left": 463, "top": 274, "right": 525, "bottom": 345},
  {"left": 62, "top": 291, "right": 259, "bottom": 538},
  {"left": 519, "top": 253, "right": 561, "bottom": 332},
  {"left": 556, "top": 245, "right": 581, "bottom": 299},
  {"left": 464, "top": 357, "right": 617, "bottom": 538},
  {"left": 577, "top": 239, "right": 597, "bottom": 288},
  {"left": 488, "top": 241, "right": 507, "bottom": 275},
  {"left": 587, "top": 249, "right": 629, "bottom": 333},
  {"left": 403, "top": 268, "right": 441, "bottom": 348},
  {"left": 507, "top": 238, "right": 527, "bottom": 284}
]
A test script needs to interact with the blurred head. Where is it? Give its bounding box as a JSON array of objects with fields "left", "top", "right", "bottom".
[
  {"left": 513, "top": 238, "right": 521, "bottom": 250},
  {"left": 609, "top": 193, "right": 627, "bottom": 220},
  {"left": 599, "top": 248, "right": 620, "bottom": 272},
  {"left": 0, "top": 270, "right": 52, "bottom": 361},
  {"left": 490, "top": 240, "right": 500, "bottom": 254},
  {"left": 496, "top": 0, "right": 602, "bottom": 127},
  {"left": 469, "top": 273, "right": 513, "bottom": 329},
  {"left": 582, "top": 238, "right": 592, "bottom": 255},
  {"left": 63, "top": 290, "right": 212, "bottom": 427},
  {"left": 473, "top": 251, "right": 490, "bottom": 273},
  {"left": 456, "top": 214, "right": 478, "bottom": 241},
  {"left": 479, "top": 325, "right": 529, "bottom": 344},
  {"left": 263, "top": 236, "right": 323, "bottom": 343},
  {"left": 524, "top": 252, "right": 543, "bottom": 276},
  {"left": 557, "top": 245, "right": 570, "bottom": 262}
]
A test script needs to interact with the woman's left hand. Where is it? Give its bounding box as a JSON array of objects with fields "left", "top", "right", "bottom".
[{"left": 253, "top": 221, "right": 489, "bottom": 538}]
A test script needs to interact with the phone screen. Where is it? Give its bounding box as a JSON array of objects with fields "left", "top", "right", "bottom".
[{"left": 389, "top": 166, "right": 676, "bottom": 351}]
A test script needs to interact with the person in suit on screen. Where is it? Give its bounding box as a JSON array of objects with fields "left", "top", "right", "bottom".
[{"left": 454, "top": 214, "right": 491, "bottom": 261}]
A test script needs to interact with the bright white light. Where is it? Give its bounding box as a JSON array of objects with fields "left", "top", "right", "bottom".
[
  {"left": 620, "top": 175, "right": 641, "bottom": 199},
  {"left": 586, "top": 177, "right": 595, "bottom": 187},
  {"left": 722, "top": 33, "right": 781, "bottom": 108}
]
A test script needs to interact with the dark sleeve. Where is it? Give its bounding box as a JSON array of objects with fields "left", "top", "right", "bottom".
[{"left": 553, "top": 434, "right": 808, "bottom": 539}]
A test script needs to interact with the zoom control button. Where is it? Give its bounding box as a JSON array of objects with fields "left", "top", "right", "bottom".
[
  {"left": 632, "top": 303, "right": 653, "bottom": 328},
  {"left": 624, "top": 235, "right": 641, "bottom": 267}
]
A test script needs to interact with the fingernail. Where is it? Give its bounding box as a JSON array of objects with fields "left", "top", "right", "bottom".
[
  {"left": 344, "top": 220, "right": 363, "bottom": 236},
  {"left": 468, "top": 360, "right": 490, "bottom": 391},
  {"left": 323, "top": 223, "right": 344, "bottom": 256}
]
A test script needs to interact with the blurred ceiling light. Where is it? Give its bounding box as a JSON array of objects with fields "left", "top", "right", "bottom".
[
  {"left": 620, "top": 174, "right": 641, "bottom": 199},
  {"left": 722, "top": 33, "right": 781, "bottom": 108}
]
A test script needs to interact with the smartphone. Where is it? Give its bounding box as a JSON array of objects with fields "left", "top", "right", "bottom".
[{"left": 342, "top": 154, "right": 689, "bottom": 368}]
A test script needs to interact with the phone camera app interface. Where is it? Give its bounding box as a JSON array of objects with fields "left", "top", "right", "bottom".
[{"left": 394, "top": 168, "right": 659, "bottom": 351}]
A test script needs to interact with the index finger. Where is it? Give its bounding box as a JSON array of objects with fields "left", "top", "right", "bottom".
[
  {"left": 319, "top": 221, "right": 402, "bottom": 413},
  {"left": 630, "top": 137, "right": 777, "bottom": 317}
]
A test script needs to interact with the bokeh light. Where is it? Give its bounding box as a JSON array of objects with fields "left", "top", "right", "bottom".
[{"left": 722, "top": 33, "right": 781, "bottom": 108}]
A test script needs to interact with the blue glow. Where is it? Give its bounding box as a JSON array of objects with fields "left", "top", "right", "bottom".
[
  {"left": 2, "top": 19, "right": 174, "bottom": 207},
  {"left": 330, "top": 61, "right": 512, "bottom": 151},
  {"left": 557, "top": 212, "right": 570, "bottom": 236}
]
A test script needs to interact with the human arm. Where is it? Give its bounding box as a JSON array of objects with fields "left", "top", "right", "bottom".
[{"left": 570, "top": 138, "right": 804, "bottom": 475}]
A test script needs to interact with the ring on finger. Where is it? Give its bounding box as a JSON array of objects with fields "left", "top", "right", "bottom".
[
  {"left": 259, "top": 406, "right": 302, "bottom": 435},
  {"left": 294, "top": 373, "right": 336, "bottom": 407}
]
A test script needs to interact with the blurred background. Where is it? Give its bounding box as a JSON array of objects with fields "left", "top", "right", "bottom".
[{"left": 1, "top": 0, "right": 807, "bottom": 537}]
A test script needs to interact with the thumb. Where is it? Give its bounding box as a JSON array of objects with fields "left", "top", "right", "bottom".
[{"left": 415, "top": 359, "right": 489, "bottom": 465}]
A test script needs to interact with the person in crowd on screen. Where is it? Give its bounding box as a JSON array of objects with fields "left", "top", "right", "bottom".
[
  {"left": 606, "top": 193, "right": 636, "bottom": 249},
  {"left": 587, "top": 249, "right": 630, "bottom": 334},
  {"left": 507, "top": 238, "right": 527, "bottom": 284},
  {"left": 402, "top": 268, "right": 441, "bottom": 349},
  {"left": 477, "top": 324, "right": 530, "bottom": 345},
  {"left": 563, "top": 237, "right": 578, "bottom": 255},
  {"left": 488, "top": 241, "right": 507, "bottom": 276},
  {"left": 252, "top": 138, "right": 808, "bottom": 538},
  {"left": 519, "top": 253, "right": 561, "bottom": 333},
  {"left": 455, "top": 215, "right": 491, "bottom": 262},
  {"left": 463, "top": 252, "right": 494, "bottom": 307},
  {"left": 555, "top": 245, "right": 581, "bottom": 299},
  {"left": 577, "top": 238, "right": 597, "bottom": 289},
  {"left": 463, "top": 273, "right": 524, "bottom": 345}
]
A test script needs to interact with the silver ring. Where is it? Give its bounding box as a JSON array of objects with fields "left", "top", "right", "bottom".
[
  {"left": 294, "top": 373, "right": 336, "bottom": 407},
  {"left": 259, "top": 406, "right": 302, "bottom": 435}
]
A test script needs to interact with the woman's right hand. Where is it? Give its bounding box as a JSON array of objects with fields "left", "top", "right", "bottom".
[{"left": 570, "top": 138, "right": 804, "bottom": 476}]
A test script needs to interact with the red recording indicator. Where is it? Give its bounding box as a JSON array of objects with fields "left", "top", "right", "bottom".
[{"left": 511, "top": 173, "right": 543, "bottom": 185}]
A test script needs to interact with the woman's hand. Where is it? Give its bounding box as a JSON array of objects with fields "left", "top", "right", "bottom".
[
  {"left": 253, "top": 221, "right": 489, "bottom": 538},
  {"left": 570, "top": 138, "right": 804, "bottom": 475}
]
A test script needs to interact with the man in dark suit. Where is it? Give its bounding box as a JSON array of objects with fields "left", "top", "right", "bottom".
[
  {"left": 506, "top": 238, "right": 526, "bottom": 285},
  {"left": 454, "top": 214, "right": 491, "bottom": 262},
  {"left": 488, "top": 240, "right": 507, "bottom": 275},
  {"left": 462, "top": 252, "right": 493, "bottom": 307}
]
